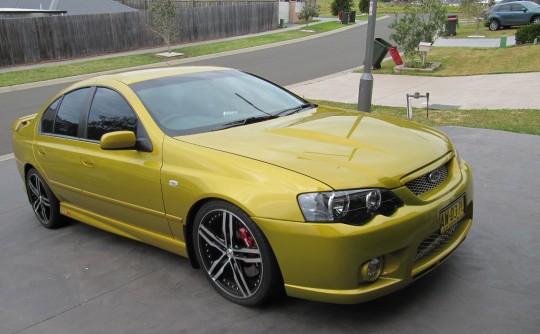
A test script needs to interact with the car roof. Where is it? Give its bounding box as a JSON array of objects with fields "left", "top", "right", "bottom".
[{"left": 89, "top": 66, "right": 233, "bottom": 86}]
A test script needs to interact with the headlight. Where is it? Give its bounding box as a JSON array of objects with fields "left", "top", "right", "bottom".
[{"left": 297, "top": 189, "right": 403, "bottom": 225}]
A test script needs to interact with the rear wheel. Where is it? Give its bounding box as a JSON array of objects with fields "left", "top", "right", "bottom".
[
  {"left": 193, "top": 200, "right": 283, "bottom": 306},
  {"left": 26, "top": 168, "right": 66, "bottom": 229},
  {"left": 489, "top": 20, "right": 500, "bottom": 31}
]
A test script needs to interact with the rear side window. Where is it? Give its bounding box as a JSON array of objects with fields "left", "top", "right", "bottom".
[
  {"left": 53, "top": 88, "right": 90, "bottom": 137},
  {"left": 86, "top": 88, "right": 138, "bottom": 141},
  {"left": 496, "top": 4, "right": 511, "bottom": 11},
  {"left": 41, "top": 98, "right": 61, "bottom": 133}
]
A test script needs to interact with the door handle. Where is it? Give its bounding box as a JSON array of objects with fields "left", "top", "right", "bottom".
[{"left": 80, "top": 157, "right": 94, "bottom": 168}]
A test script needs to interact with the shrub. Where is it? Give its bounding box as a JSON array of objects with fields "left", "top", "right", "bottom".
[
  {"left": 299, "top": 0, "right": 320, "bottom": 26},
  {"left": 359, "top": 0, "right": 369, "bottom": 14},
  {"left": 330, "top": 0, "right": 354, "bottom": 16},
  {"left": 389, "top": 0, "right": 447, "bottom": 66},
  {"left": 516, "top": 23, "right": 540, "bottom": 44}
]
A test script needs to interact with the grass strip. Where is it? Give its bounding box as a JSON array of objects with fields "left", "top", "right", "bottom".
[{"left": 312, "top": 100, "right": 540, "bottom": 136}]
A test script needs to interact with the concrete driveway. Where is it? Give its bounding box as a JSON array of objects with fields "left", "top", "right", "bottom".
[{"left": 1, "top": 127, "right": 538, "bottom": 334}]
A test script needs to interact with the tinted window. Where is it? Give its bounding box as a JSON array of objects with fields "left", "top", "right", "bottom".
[
  {"left": 54, "top": 88, "right": 90, "bottom": 137},
  {"left": 87, "top": 88, "right": 138, "bottom": 141},
  {"left": 497, "top": 4, "right": 512, "bottom": 11},
  {"left": 510, "top": 4, "right": 525, "bottom": 10},
  {"left": 41, "top": 98, "right": 61, "bottom": 133}
]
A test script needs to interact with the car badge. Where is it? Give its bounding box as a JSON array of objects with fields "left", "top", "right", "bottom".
[{"left": 427, "top": 170, "right": 442, "bottom": 183}]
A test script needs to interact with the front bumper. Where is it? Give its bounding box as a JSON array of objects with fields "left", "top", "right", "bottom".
[{"left": 254, "top": 159, "right": 473, "bottom": 304}]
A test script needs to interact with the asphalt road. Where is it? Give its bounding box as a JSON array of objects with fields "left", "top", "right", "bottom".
[
  {"left": 0, "top": 19, "right": 394, "bottom": 156},
  {"left": 2, "top": 127, "right": 539, "bottom": 334}
]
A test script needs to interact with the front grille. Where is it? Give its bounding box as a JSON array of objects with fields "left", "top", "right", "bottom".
[
  {"left": 405, "top": 163, "right": 448, "bottom": 196},
  {"left": 415, "top": 222, "right": 459, "bottom": 262}
]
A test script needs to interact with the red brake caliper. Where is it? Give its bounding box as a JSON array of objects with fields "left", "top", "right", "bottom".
[
  {"left": 237, "top": 227, "right": 259, "bottom": 278},
  {"left": 238, "top": 227, "right": 255, "bottom": 248}
]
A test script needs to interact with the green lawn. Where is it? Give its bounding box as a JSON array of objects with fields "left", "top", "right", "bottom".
[
  {"left": 371, "top": 44, "right": 540, "bottom": 76},
  {"left": 312, "top": 100, "right": 540, "bottom": 135},
  {"left": 0, "top": 21, "right": 351, "bottom": 87},
  {"left": 450, "top": 22, "right": 517, "bottom": 38}
]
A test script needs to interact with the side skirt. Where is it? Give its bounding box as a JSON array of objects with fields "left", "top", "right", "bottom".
[{"left": 60, "top": 202, "right": 188, "bottom": 258}]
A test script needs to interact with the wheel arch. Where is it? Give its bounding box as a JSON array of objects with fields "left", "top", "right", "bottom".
[
  {"left": 184, "top": 198, "right": 217, "bottom": 269},
  {"left": 531, "top": 15, "right": 540, "bottom": 23},
  {"left": 184, "top": 197, "right": 248, "bottom": 269},
  {"left": 23, "top": 163, "right": 39, "bottom": 199}
]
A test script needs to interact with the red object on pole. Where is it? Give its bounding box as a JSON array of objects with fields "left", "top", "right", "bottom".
[
  {"left": 388, "top": 47, "right": 403, "bottom": 65},
  {"left": 338, "top": 11, "right": 342, "bottom": 20}
]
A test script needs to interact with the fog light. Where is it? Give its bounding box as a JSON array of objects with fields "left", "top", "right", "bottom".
[{"left": 361, "top": 257, "right": 384, "bottom": 282}]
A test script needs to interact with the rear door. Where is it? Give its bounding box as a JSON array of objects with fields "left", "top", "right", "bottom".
[{"left": 34, "top": 87, "right": 92, "bottom": 204}]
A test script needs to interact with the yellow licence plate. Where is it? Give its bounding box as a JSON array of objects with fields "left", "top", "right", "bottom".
[{"left": 439, "top": 195, "right": 465, "bottom": 233}]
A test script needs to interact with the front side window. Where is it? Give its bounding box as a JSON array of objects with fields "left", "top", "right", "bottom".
[
  {"left": 53, "top": 88, "right": 90, "bottom": 137},
  {"left": 86, "top": 88, "right": 138, "bottom": 141}
]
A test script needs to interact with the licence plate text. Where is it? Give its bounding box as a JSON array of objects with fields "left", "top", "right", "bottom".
[{"left": 439, "top": 195, "right": 465, "bottom": 233}]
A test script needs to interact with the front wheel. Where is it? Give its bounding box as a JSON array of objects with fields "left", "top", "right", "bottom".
[
  {"left": 26, "top": 168, "right": 66, "bottom": 229},
  {"left": 193, "top": 200, "right": 283, "bottom": 306},
  {"left": 489, "top": 20, "right": 500, "bottom": 31},
  {"left": 532, "top": 16, "right": 540, "bottom": 24}
]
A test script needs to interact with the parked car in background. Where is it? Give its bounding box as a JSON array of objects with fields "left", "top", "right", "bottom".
[
  {"left": 484, "top": 1, "right": 540, "bottom": 30},
  {"left": 495, "top": 0, "right": 540, "bottom": 4}
]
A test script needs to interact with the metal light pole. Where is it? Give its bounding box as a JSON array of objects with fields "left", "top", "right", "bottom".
[{"left": 358, "top": 0, "right": 378, "bottom": 112}]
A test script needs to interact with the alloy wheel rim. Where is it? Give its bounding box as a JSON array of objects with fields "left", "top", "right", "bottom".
[
  {"left": 27, "top": 174, "right": 51, "bottom": 224},
  {"left": 197, "top": 209, "right": 263, "bottom": 299}
]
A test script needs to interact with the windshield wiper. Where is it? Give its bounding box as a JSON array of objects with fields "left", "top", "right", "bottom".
[
  {"left": 212, "top": 115, "right": 277, "bottom": 131},
  {"left": 234, "top": 93, "right": 273, "bottom": 116},
  {"left": 274, "top": 102, "right": 317, "bottom": 117}
]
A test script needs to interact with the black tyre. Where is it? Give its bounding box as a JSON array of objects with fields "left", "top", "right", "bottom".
[
  {"left": 26, "top": 168, "right": 66, "bottom": 229},
  {"left": 489, "top": 20, "right": 500, "bottom": 31},
  {"left": 193, "top": 200, "right": 283, "bottom": 306},
  {"left": 532, "top": 16, "right": 540, "bottom": 24}
]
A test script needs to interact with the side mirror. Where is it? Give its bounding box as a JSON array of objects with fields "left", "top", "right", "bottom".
[{"left": 100, "top": 131, "right": 136, "bottom": 150}]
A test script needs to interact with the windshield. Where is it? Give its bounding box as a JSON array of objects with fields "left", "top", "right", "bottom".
[{"left": 131, "top": 70, "right": 309, "bottom": 136}]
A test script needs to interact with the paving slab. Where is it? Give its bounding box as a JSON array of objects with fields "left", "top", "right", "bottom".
[
  {"left": 288, "top": 71, "right": 540, "bottom": 110},
  {"left": 434, "top": 36, "right": 516, "bottom": 47}
]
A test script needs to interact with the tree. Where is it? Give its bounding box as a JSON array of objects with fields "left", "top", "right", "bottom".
[
  {"left": 330, "top": 0, "right": 354, "bottom": 17},
  {"left": 147, "top": 0, "right": 180, "bottom": 53},
  {"left": 461, "top": 0, "right": 488, "bottom": 36},
  {"left": 299, "top": 0, "right": 320, "bottom": 26},
  {"left": 359, "top": 0, "right": 369, "bottom": 14},
  {"left": 389, "top": 0, "right": 447, "bottom": 66}
]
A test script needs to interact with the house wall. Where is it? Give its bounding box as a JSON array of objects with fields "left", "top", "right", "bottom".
[
  {"left": 278, "top": 1, "right": 303, "bottom": 24},
  {"left": 0, "top": 3, "right": 278, "bottom": 66}
]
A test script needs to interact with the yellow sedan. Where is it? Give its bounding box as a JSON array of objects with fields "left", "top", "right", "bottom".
[{"left": 12, "top": 67, "right": 473, "bottom": 306}]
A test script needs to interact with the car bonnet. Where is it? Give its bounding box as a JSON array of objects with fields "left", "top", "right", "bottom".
[{"left": 177, "top": 106, "right": 453, "bottom": 190}]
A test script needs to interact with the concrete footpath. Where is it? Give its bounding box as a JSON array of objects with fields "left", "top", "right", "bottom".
[{"left": 288, "top": 70, "right": 540, "bottom": 110}]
